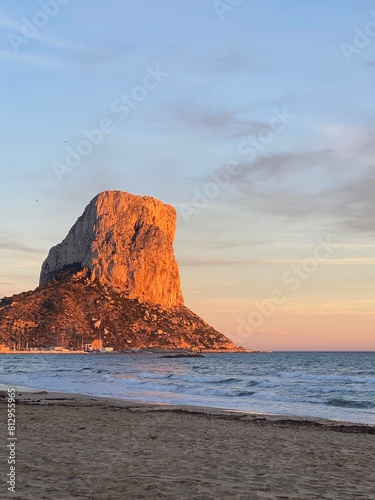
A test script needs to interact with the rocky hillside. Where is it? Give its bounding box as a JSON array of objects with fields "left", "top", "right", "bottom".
[{"left": 0, "top": 270, "right": 238, "bottom": 351}]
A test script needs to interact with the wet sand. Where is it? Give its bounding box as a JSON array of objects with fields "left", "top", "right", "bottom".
[{"left": 1, "top": 391, "right": 374, "bottom": 499}]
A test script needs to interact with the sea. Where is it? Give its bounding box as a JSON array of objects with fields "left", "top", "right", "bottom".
[{"left": 1, "top": 351, "right": 374, "bottom": 425}]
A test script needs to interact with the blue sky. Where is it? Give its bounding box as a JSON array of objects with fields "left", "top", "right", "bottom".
[{"left": 1, "top": 0, "right": 375, "bottom": 350}]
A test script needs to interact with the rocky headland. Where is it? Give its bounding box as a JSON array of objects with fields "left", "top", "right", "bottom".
[{"left": 0, "top": 191, "right": 241, "bottom": 352}]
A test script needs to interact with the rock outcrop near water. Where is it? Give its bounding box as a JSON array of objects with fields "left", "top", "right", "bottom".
[
  {"left": 0, "top": 191, "right": 240, "bottom": 351},
  {"left": 40, "top": 191, "right": 184, "bottom": 308}
]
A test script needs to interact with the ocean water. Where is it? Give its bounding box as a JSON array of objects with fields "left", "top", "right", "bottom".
[{"left": 0, "top": 352, "right": 374, "bottom": 425}]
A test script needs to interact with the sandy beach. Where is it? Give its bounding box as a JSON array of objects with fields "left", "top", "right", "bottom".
[{"left": 1, "top": 391, "right": 374, "bottom": 500}]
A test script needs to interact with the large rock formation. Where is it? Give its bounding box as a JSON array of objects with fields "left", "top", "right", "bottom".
[
  {"left": 40, "top": 191, "right": 183, "bottom": 308},
  {"left": 0, "top": 190, "right": 241, "bottom": 351}
]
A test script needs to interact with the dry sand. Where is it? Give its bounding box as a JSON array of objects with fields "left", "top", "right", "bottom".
[{"left": 1, "top": 391, "right": 374, "bottom": 499}]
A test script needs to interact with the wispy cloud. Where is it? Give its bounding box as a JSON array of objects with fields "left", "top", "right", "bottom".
[
  {"left": 156, "top": 104, "right": 267, "bottom": 138},
  {"left": 0, "top": 11, "right": 81, "bottom": 52},
  {"left": 0, "top": 48, "right": 65, "bottom": 67},
  {"left": 191, "top": 52, "right": 256, "bottom": 74},
  {"left": 168, "top": 47, "right": 257, "bottom": 75},
  {"left": 211, "top": 240, "right": 267, "bottom": 250},
  {"left": 0, "top": 12, "right": 114, "bottom": 68},
  {"left": 0, "top": 234, "right": 44, "bottom": 254},
  {"left": 180, "top": 257, "right": 375, "bottom": 267},
  {"left": 217, "top": 133, "right": 375, "bottom": 233},
  {"left": 235, "top": 149, "right": 335, "bottom": 180}
]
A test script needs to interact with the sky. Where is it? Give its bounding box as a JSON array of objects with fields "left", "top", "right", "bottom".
[{"left": 1, "top": 0, "right": 375, "bottom": 351}]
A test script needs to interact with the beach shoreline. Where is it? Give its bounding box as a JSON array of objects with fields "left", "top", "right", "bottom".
[
  {"left": 3, "top": 389, "right": 375, "bottom": 430},
  {"left": 2, "top": 351, "right": 374, "bottom": 425},
  {"left": 1, "top": 391, "right": 374, "bottom": 499}
]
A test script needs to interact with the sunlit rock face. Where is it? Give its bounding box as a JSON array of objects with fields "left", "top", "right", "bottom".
[
  {"left": 1, "top": 190, "right": 240, "bottom": 350},
  {"left": 40, "top": 191, "right": 184, "bottom": 308}
]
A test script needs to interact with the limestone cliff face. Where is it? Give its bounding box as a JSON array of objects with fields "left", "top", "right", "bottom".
[
  {"left": 40, "top": 191, "right": 184, "bottom": 308},
  {"left": 1, "top": 190, "right": 241, "bottom": 351}
]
